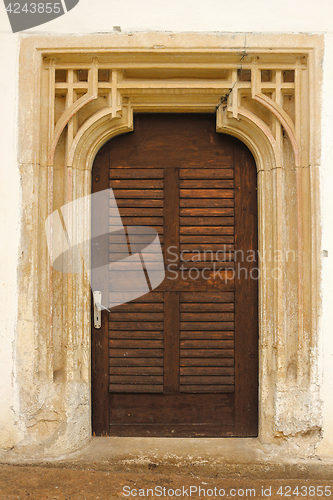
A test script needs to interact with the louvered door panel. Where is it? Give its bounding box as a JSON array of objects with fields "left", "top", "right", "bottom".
[
  {"left": 108, "top": 166, "right": 164, "bottom": 393},
  {"left": 179, "top": 162, "right": 236, "bottom": 393}
]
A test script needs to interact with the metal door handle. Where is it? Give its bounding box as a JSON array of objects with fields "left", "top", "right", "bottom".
[{"left": 93, "top": 291, "right": 110, "bottom": 329}]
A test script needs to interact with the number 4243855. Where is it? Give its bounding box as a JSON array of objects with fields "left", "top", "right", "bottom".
[{"left": 6, "top": 3, "right": 61, "bottom": 14}]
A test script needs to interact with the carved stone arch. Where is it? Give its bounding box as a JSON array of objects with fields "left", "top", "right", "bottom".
[{"left": 216, "top": 106, "right": 279, "bottom": 171}]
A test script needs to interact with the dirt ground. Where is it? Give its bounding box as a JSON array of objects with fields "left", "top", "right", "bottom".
[
  {"left": 0, "top": 464, "right": 332, "bottom": 500},
  {"left": 1, "top": 438, "right": 332, "bottom": 499}
]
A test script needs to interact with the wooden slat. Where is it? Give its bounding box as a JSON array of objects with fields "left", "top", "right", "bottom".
[
  {"left": 180, "top": 226, "right": 234, "bottom": 235},
  {"left": 111, "top": 216, "right": 163, "bottom": 225},
  {"left": 180, "top": 376, "right": 234, "bottom": 385},
  {"left": 115, "top": 199, "right": 163, "bottom": 207},
  {"left": 110, "top": 384, "right": 163, "bottom": 393},
  {"left": 110, "top": 313, "right": 163, "bottom": 321},
  {"left": 118, "top": 208, "right": 164, "bottom": 216},
  {"left": 180, "top": 385, "right": 234, "bottom": 393},
  {"left": 180, "top": 339, "right": 234, "bottom": 348},
  {"left": 180, "top": 331, "right": 234, "bottom": 340},
  {"left": 109, "top": 339, "right": 163, "bottom": 348},
  {"left": 109, "top": 322, "right": 164, "bottom": 330},
  {"left": 180, "top": 180, "right": 233, "bottom": 189},
  {"left": 112, "top": 189, "right": 163, "bottom": 198},
  {"left": 180, "top": 302, "right": 234, "bottom": 312},
  {"left": 110, "top": 367, "right": 163, "bottom": 375},
  {"left": 109, "top": 331, "right": 163, "bottom": 339},
  {"left": 180, "top": 252, "right": 233, "bottom": 262},
  {"left": 110, "top": 168, "right": 164, "bottom": 179},
  {"left": 180, "top": 349, "right": 234, "bottom": 358},
  {"left": 180, "top": 189, "right": 234, "bottom": 198},
  {"left": 180, "top": 367, "right": 234, "bottom": 376},
  {"left": 180, "top": 358, "right": 234, "bottom": 367},
  {"left": 180, "top": 262, "right": 234, "bottom": 270},
  {"left": 180, "top": 312, "right": 234, "bottom": 322},
  {"left": 180, "top": 292, "right": 234, "bottom": 302},
  {"left": 112, "top": 303, "right": 164, "bottom": 312},
  {"left": 180, "top": 208, "right": 234, "bottom": 216},
  {"left": 109, "top": 357, "right": 163, "bottom": 367},
  {"left": 110, "top": 179, "right": 163, "bottom": 189},
  {"left": 180, "top": 244, "right": 234, "bottom": 252},
  {"left": 180, "top": 323, "right": 234, "bottom": 332},
  {"left": 180, "top": 235, "right": 234, "bottom": 243},
  {"left": 180, "top": 198, "right": 234, "bottom": 208},
  {"left": 110, "top": 375, "right": 163, "bottom": 384},
  {"left": 180, "top": 168, "right": 234, "bottom": 179},
  {"left": 180, "top": 217, "right": 234, "bottom": 226},
  {"left": 109, "top": 348, "right": 163, "bottom": 358}
]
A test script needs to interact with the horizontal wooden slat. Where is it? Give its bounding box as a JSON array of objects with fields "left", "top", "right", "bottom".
[
  {"left": 110, "top": 168, "right": 164, "bottom": 179},
  {"left": 110, "top": 179, "right": 163, "bottom": 189},
  {"left": 109, "top": 322, "right": 164, "bottom": 330},
  {"left": 180, "top": 252, "right": 234, "bottom": 262},
  {"left": 180, "top": 358, "right": 234, "bottom": 367},
  {"left": 180, "top": 303, "right": 234, "bottom": 312},
  {"left": 118, "top": 208, "right": 164, "bottom": 216},
  {"left": 180, "top": 244, "right": 234, "bottom": 252},
  {"left": 110, "top": 216, "right": 163, "bottom": 225},
  {"left": 180, "top": 331, "right": 234, "bottom": 340},
  {"left": 115, "top": 199, "right": 164, "bottom": 207},
  {"left": 180, "top": 180, "right": 233, "bottom": 189},
  {"left": 109, "top": 339, "right": 163, "bottom": 348},
  {"left": 180, "top": 226, "right": 234, "bottom": 235},
  {"left": 180, "top": 262, "right": 234, "bottom": 270},
  {"left": 180, "top": 217, "right": 234, "bottom": 226},
  {"left": 110, "top": 357, "right": 163, "bottom": 367},
  {"left": 109, "top": 348, "right": 163, "bottom": 358},
  {"left": 180, "top": 340, "right": 234, "bottom": 348},
  {"left": 109, "top": 331, "right": 163, "bottom": 339},
  {"left": 180, "top": 208, "right": 234, "bottom": 216},
  {"left": 180, "top": 292, "right": 234, "bottom": 302},
  {"left": 180, "top": 168, "right": 233, "bottom": 179},
  {"left": 180, "top": 198, "right": 234, "bottom": 208},
  {"left": 180, "top": 367, "right": 234, "bottom": 376},
  {"left": 131, "top": 293, "right": 164, "bottom": 302},
  {"left": 180, "top": 349, "right": 234, "bottom": 358},
  {"left": 112, "top": 190, "right": 163, "bottom": 198},
  {"left": 110, "top": 384, "right": 163, "bottom": 393},
  {"left": 180, "top": 235, "right": 234, "bottom": 244},
  {"left": 180, "top": 189, "right": 234, "bottom": 199},
  {"left": 112, "top": 303, "right": 164, "bottom": 312},
  {"left": 181, "top": 323, "right": 234, "bottom": 332},
  {"left": 110, "top": 313, "right": 163, "bottom": 321},
  {"left": 179, "top": 385, "right": 234, "bottom": 393},
  {"left": 180, "top": 375, "right": 234, "bottom": 385},
  {"left": 110, "top": 366, "right": 163, "bottom": 375},
  {"left": 180, "top": 312, "right": 234, "bottom": 322},
  {"left": 110, "top": 375, "right": 163, "bottom": 384}
]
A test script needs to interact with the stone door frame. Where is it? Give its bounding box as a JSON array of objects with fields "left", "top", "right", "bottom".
[{"left": 17, "top": 33, "right": 323, "bottom": 454}]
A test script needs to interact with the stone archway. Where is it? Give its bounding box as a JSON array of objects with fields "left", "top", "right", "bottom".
[{"left": 16, "top": 34, "right": 323, "bottom": 454}]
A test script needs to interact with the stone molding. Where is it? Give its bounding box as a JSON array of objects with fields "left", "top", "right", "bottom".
[{"left": 16, "top": 33, "right": 323, "bottom": 455}]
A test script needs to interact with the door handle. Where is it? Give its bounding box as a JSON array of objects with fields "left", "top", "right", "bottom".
[{"left": 93, "top": 291, "right": 110, "bottom": 329}]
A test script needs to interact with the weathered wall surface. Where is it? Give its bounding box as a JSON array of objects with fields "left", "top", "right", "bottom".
[{"left": 0, "top": 0, "right": 333, "bottom": 457}]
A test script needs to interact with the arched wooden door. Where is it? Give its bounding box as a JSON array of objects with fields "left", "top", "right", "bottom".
[{"left": 91, "top": 114, "right": 258, "bottom": 437}]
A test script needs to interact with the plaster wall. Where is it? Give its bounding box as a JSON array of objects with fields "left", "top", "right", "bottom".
[{"left": 0, "top": 0, "right": 333, "bottom": 457}]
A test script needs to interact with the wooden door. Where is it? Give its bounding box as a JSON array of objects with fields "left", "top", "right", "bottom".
[{"left": 91, "top": 114, "right": 258, "bottom": 437}]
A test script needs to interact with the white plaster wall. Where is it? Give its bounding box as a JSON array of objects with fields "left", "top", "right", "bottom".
[
  {"left": 317, "top": 33, "right": 333, "bottom": 456},
  {"left": 0, "top": 0, "right": 333, "bottom": 455},
  {"left": 0, "top": 33, "right": 23, "bottom": 449}
]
